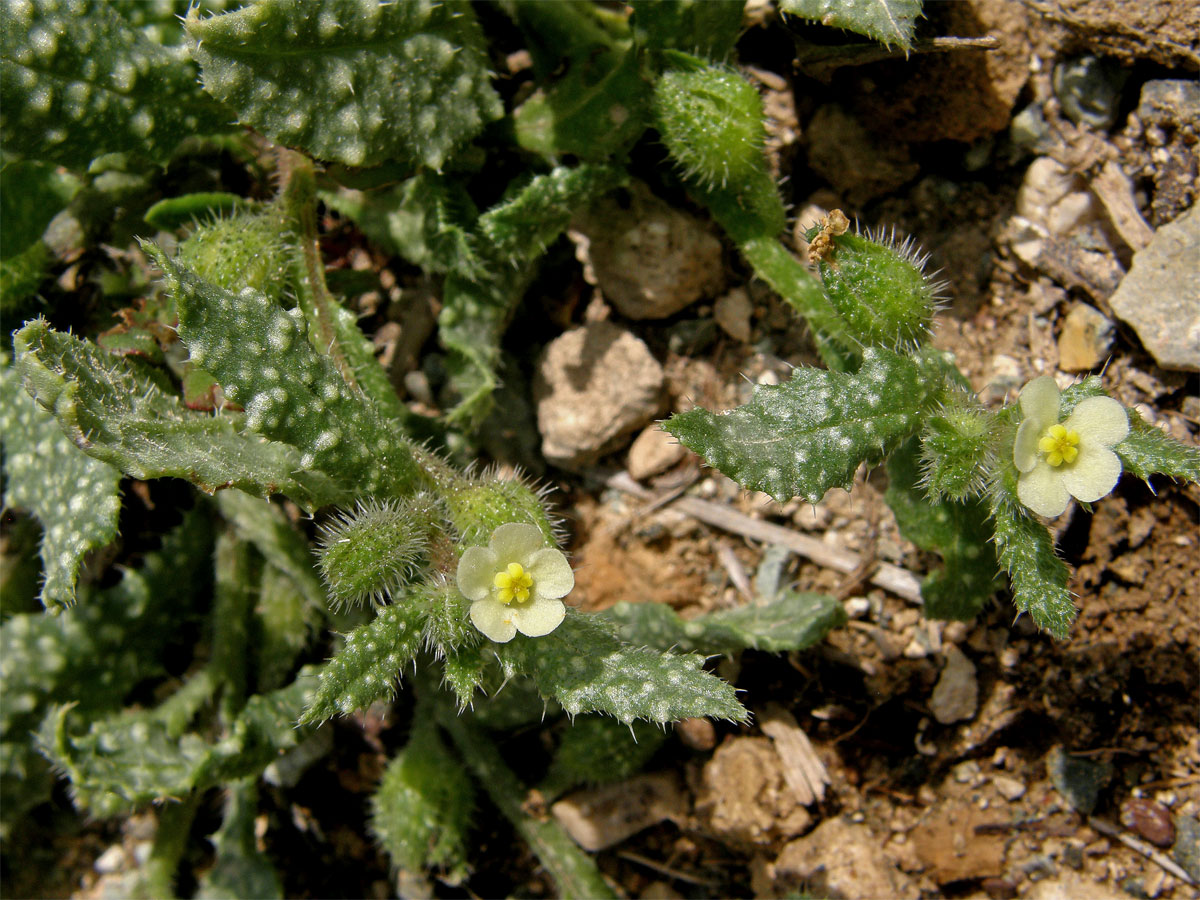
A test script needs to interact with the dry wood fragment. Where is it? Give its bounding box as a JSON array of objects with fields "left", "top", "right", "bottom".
[
  {"left": 759, "top": 703, "right": 830, "bottom": 806},
  {"left": 605, "top": 471, "right": 924, "bottom": 604}
]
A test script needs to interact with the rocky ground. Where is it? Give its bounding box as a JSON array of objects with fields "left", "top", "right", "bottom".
[{"left": 11, "top": 1, "right": 1199, "bottom": 898}]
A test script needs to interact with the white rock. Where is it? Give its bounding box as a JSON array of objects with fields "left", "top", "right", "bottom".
[
  {"left": 714, "top": 287, "right": 754, "bottom": 343},
  {"left": 93, "top": 845, "right": 125, "bottom": 875},
  {"left": 626, "top": 424, "right": 686, "bottom": 481},
  {"left": 993, "top": 774, "right": 1028, "bottom": 801},
  {"left": 535, "top": 321, "right": 665, "bottom": 468},
  {"left": 930, "top": 645, "right": 979, "bottom": 724},
  {"left": 1108, "top": 205, "right": 1200, "bottom": 371}
]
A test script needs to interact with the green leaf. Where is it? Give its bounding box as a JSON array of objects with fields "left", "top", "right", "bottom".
[
  {"left": 494, "top": 611, "right": 748, "bottom": 725},
  {"left": 990, "top": 494, "right": 1074, "bottom": 639},
  {"left": 370, "top": 718, "right": 474, "bottom": 880},
  {"left": 780, "top": 0, "right": 923, "bottom": 51},
  {"left": 322, "top": 174, "right": 480, "bottom": 276},
  {"left": 629, "top": 0, "right": 745, "bottom": 60},
  {"left": 187, "top": 0, "right": 501, "bottom": 169},
  {"left": 13, "top": 319, "right": 346, "bottom": 511},
  {"left": 1115, "top": 410, "right": 1200, "bottom": 484},
  {"left": 514, "top": 44, "right": 651, "bottom": 160},
  {"left": 299, "top": 603, "right": 426, "bottom": 725},
  {"left": 143, "top": 191, "right": 249, "bottom": 230},
  {"left": 0, "top": 0, "right": 227, "bottom": 169},
  {"left": 605, "top": 592, "right": 846, "bottom": 655},
  {"left": 147, "top": 247, "right": 428, "bottom": 499},
  {"left": 0, "top": 363, "right": 121, "bottom": 610},
  {"left": 254, "top": 564, "right": 321, "bottom": 693},
  {"left": 1, "top": 239, "right": 53, "bottom": 314},
  {"left": 666, "top": 346, "right": 943, "bottom": 503},
  {"left": 885, "top": 439, "right": 999, "bottom": 621},
  {"left": 1, "top": 159, "right": 79, "bottom": 259},
  {"left": 540, "top": 716, "right": 665, "bottom": 800},
  {"left": 196, "top": 780, "right": 283, "bottom": 900}
]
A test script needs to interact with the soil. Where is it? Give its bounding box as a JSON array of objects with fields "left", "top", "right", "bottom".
[{"left": 6, "top": 2, "right": 1198, "bottom": 899}]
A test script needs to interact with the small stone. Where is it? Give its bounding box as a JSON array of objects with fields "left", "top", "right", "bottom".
[
  {"left": 1016, "top": 157, "right": 1101, "bottom": 239},
  {"left": 844, "top": 597, "right": 871, "bottom": 619},
  {"left": 534, "top": 321, "right": 665, "bottom": 469},
  {"left": 1047, "top": 746, "right": 1112, "bottom": 815},
  {"left": 1057, "top": 304, "right": 1114, "bottom": 371},
  {"left": 713, "top": 287, "right": 753, "bottom": 343},
  {"left": 953, "top": 760, "right": 982, "bottom": 784},
  {"left": 1120, "top": 798, "right": 1176, "bottom": 847},
  {"left": 94, "top": 845, "right": 125, "bottom": 875},
  {"left": 552, "top": 772, "right": 687, "bottom": 852},
  {"left": 1108, "top": 205, "right": 1200, "bottom": 372},
  {"left": 674, "top": 716, "right": 717, "bottom": 751},
  {"left": 626, "top": 425, "right": 686, "bottom": 481},
  {"left": 1137, "top": 80, "right": 1200, "bottom": 130},
  {"left": 1173, "top": 815, "right": 1200, "bottom": 882},
  {"left": 773, "top": 819, "right": 919, "bottom": 899},
  {"left": 571, "top": 180, "right": 725, "bottom": 320},
  {"left": 1053, "top": 56, "right": 1128, "bottom": 129},
  {"left": 930, "top": 645, "right": 978, "bottom": 725},
  {"left": 992, "top": 774, "right": 1027, "bottom": 801},
  {"left": 695, "top": 738, "right": 813, "bottom": 846}
]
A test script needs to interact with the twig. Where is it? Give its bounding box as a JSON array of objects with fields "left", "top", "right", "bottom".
[
  {"left": 605, "top": 471, "right": 924, "bottom": 604},
  {"left": 794, "top": 35, "right": 1000, "bottom": 79},
  {"left": 614, "top": 850, "right": 720, "bottom": 887},
  {"left": 1087, "top": 815, "right": 1196, "bottom": 887}
]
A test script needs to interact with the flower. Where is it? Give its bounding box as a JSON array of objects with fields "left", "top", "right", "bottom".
[
  {"left": 1013, "top": 375, "right": 1129, "bottom": 517},
  {"left": 456, "top": 523, "right": 573, "bottom": 643}
]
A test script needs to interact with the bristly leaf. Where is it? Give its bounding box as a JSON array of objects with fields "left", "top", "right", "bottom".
[
  {"left": 299, "top": 603, "right": 426, "bottom": 725},
  {"left": 885, "top": 439, "right": 999, "bottom": 622},
  {"left": 629, "top": 0, "right": 745, "bottom": 61},
  {"left": 0, "top": 363, "right": 121, "bottom": 611},
  {"left": 779, "top": 0, "right": 923, "bottom": 51},
  {"left": 604, "top": 592, "right": 846, "bottom": 655},
  {"left": 147, "top": 247, "right": 428, "bottom": 499},
  {"left": 0, "top": 0, "right": 228, "bottom": 168},
  {"left": 187, "top": 0, "right": 501, "bottom": 169},
  {"left": 1114, "top": 409, "right": 1200, "bottom": 485},
  {"left": 12, "top": 319, "right": 346, "bottom": 511},
  {"left": 370, "top": 718, "right": 474, "bottom": 881},
  {"left": 493, "top": 611, "right": 748, "bottom": 725},
  {"left": 990, "top": 494, "right": 1074, "bottom": 639},
  {"left": 539, "top": 716, "right": 666, "bottom": 800},
  {"left": 666, "top": 346, "right": 944, "bottom": 503}
]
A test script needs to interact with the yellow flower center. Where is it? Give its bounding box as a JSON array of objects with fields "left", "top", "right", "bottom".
[
  {"left": 493, "top": 562, "right": 533, "bottom": 604},
  {"left": 1037, "top": 424, "right": 1080, "bottom": 467}
]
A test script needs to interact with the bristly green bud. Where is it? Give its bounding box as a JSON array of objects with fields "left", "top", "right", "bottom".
[
  {"left": 315, "top": 494, "right": 439, "bottom": 609},
  {"left": 176, "top": 210, "right": 293, "bottom": 304},
  {"left": 442, "top": 466, "right": 561, "bottom": 551},
  {"left": 920, "top": 402, "right": 996, "bottom": 502},
  {"left": 813, "top": 227, "right": 943, "bottom": 352},
  {"left": 654, "top": 63, "right": 770, "bottom": 191}
]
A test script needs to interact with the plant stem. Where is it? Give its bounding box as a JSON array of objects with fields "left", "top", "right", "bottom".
[
  {"left": 436, "top": 701, "right": 617, "bottom": 900},
  {"left": 137, "top": 793, "right": 200, "bottom": 900}
]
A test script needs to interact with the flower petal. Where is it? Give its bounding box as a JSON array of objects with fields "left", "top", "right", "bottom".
[
  {"left": 513, "top": 596, "right": 565, "bottom": 637},
  {"left": 470, "top": 598, "right": 517, "bottom": 643},
  {"left": 1062, "top": 445, "right": 1122, "bottom": 503},
  {"left": 1065, "top": 396, "right": 1129, "bottom": 448},
  {"left": 527, "top": 547, "right": 574, "bottom": 600},
  {"left": 456, "top": 546, "right": 499, "bottom": 601},
  {"left": 1018, "top": 462, "right": 1072, "bottom": 518},
  {"left": 1014, "top": 376, "right": 1061, "bottom": 472},
  {"left": 489, "top": 522, "right": 546, "bottom": 565}
]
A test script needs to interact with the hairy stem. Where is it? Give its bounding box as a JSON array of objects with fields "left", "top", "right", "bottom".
[{"left": 436, "top": 700, "right": 617, "bottom": 900}]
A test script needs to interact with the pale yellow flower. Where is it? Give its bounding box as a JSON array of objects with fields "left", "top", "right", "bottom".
[
  {"left": 1013, "top": 376, "right": 1129, "bottom": 518},
  {"left": 456, "top": 523, "right": 573, "bottom": 643}
]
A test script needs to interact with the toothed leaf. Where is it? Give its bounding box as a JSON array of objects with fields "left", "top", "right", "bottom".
[
  {"left": 299, "top": 604, "right": 426, "bottom": 725},
  {"left": 991, "top": 495, "right": 1074, "bottom": 639},
  {"left": 370, "top": 718, "right": 473, "bottom": 880},
  {"left": 0, "top": 0, "right": 227, "bottom": 168},
  {"left": 780, "top": 0, "right": 923, "bottom": 51},
  {"left": 147, "top": 247, "right": 427, "bottom": 499},
  {"left": 0, "top": 363, "right": 121, "bottom": 610},
  {"left": 885, "top": 439, "right": 1000, "bottom": 621},
  {"left": 666, "top": 346, "right": 943, "bottom": 503},
  {"left": 12, "top": 319, "right": 345, "bottom": 511},
  {"left": 605, "top": 591, "right": 845, "bottom": 655},
  {"left": 187, "top": 0, "right": 501, "bottom": 169},
  {"left": 1114, "top": 409, "right": 1200, "bottom": 484},
  {"left": 494, "top": 611, "right": 748, "bottom": 725}
]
